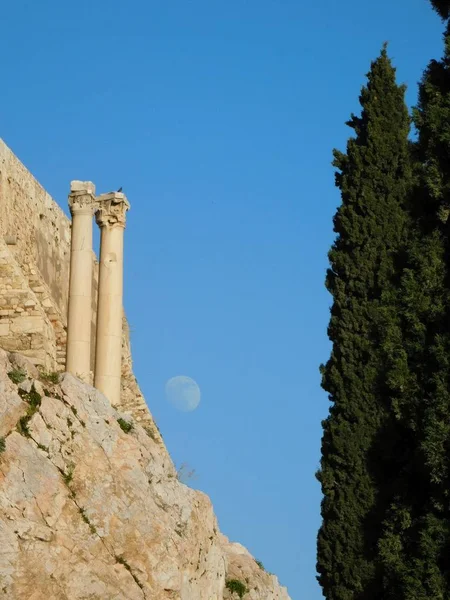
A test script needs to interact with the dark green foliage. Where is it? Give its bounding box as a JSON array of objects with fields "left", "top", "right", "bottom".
[
  {"left": 317, "top": 47, "right": 413, "bottom": 599},
  {"left": 8, "top": 368, "right": 26, "bottom": 384},
  {"left": 430, "top": 0, "right": 450, "bottom": 19},
  {"left": 21, "top": 389, "right": 42, "bottom": 409},
  {"left": 0, "top": 437, "right": 5, "bottom": 454},
  {"left": 255, "top": 559, "right": 265, "bottom": 571},
  {"left": 225, "top": 579, "right": 248, "bottom": 598},
  {"left": 17, "top": 416, "right": 32, "bottom": 437},
  {"left": 16, "top": 389, "right": 42, "bottom": 438},
  {"left": 373, "top": 24, "right": 450, "bottom": 598},
  {"left": 117, "top": 417, "right": 133, "bottom": 434}
]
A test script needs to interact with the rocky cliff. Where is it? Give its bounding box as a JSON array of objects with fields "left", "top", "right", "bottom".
[{"left": 0, "top": 349, "right": 291, "bottom": 599}]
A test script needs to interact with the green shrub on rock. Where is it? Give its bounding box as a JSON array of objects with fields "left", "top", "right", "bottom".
[{"left": 225, "top": 579, "right": 248, "bottom": 598}]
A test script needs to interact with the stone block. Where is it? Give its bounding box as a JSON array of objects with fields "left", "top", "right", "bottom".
[
  {"left": 42, "top": 297, "right": 53, "bottom": 309},
  {"left": 30, "top": 336, "right": 44, "bottom": 350},
  {"left": 0, "top": 323, "right": 10, "bottom": 336},
  {"left": 33, "top": 380, "right": 45, "bottom": 396},
  {"left": 18, "top": 379, "right": 32, "bottom": 393},
  {"left": 10, "top": 316, "right": 44, "bottom": 335},
  {"left": 1, "top": 338, "right": 28, "bottom": 352},
  {"left": 70, "top": 180, "right": 96, "bottom": 195}
]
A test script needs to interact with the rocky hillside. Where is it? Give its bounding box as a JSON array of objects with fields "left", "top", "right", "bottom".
[{"left": 0, "top": 349, "right": 290, "bottom": 600}]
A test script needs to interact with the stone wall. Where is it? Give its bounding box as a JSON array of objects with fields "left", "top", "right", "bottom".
[
  {"left": 0, "top": 140, "right": 71, "bottom": 318},
  {"left": 0, "top": 139, "right": 158, "bottom": 433},
  {"left": 0, "top": 239, "right": 55, "bottom": 369}
]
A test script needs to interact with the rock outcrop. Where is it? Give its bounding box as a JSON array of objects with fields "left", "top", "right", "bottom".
[{"left": 0, "top": 350, "right": 290, "bottom": 599}]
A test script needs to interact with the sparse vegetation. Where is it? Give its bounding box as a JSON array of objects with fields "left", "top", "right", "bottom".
[
  {"left": 17, "top": 415, "right": 31, "bottom": 437},
  {"left": 225, "top": 579, "right": 248, "bottom": 598},
  {"left": 144, "top": 425, "right": 158, "bottom": 442},
  {"left": 8, "top": 368, "right": 26, "bottom": 384},
  {"left": 39, "top": 371, "right": 60, "bottom": 384},
  {"left": 19, "top": 388, "right": 42, "bottom": 408},
  {"left": 255, "top": 559, "right": 265, "bottom": 571},
  {"left": 16, "top": 389, "right": 42, "bottom": 438},
  {"left": 79, "top": 507, "right": 97, "bottom": 534},
  {"left": 117, "top": 417, "right": 133, "bottom": 434},
  {"left": 115, "top": 555, "right": 143, "bottom": 590},
  {"left": 61, "top": 463, "right": 75, "bottom": 486},
  {"left": 175, "top": 522, "right": 187, "bottom": 537},
  {"left": 176, "top": 462, "right": 197, "bottom": 484},
  {"left": 0, "top": 437, "right": 5, "bottom": 454}
]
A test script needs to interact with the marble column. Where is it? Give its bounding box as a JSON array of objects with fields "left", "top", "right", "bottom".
[
  {"left": 66, "top": 181, "right": 96, "bottom": 382},
  {"left": 94, "top": 191, "right": 130, "bottom": 405}
]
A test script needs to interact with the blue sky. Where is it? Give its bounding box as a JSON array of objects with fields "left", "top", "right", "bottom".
[{"left": 0, "top": 1, "right": 445, "bottom": 598}]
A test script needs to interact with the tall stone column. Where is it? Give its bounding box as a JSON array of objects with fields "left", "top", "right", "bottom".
[
  {"left": 94, "top": 191, "right": 130, "bottom": 406},
  {"left": 66, "top": 181, "right": 96, "bottom": 382}
]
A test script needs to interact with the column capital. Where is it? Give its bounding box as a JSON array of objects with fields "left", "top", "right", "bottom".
[
  {"left": 69, "top": 181, "right": 97, "bottom": 215},
  {"left": 95, "top": 192, "right": 130, "bottom": 229}
]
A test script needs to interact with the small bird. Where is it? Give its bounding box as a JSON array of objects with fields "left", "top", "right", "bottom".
[{"left": 117, "top": 186, "right": 123, "bottom": 193}]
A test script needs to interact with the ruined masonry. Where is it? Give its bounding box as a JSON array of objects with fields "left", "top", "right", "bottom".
[
  {"left": 0, "top": 139, "right": 160, "bottom": 438},
  {"left": 66, "top": 181, "right": 130, "bottom": 408}
]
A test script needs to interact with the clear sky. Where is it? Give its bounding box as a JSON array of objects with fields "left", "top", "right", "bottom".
[{"left": 0, "top": 1, "right": 445, "bottom": 598}]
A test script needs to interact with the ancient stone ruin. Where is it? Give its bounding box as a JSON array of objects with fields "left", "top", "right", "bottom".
[
  {"left": 0, "top": 139, "right": 155, "bottom": 431},
  {"left": 66, "top": 181, "right": 130, "bottom": 408}
]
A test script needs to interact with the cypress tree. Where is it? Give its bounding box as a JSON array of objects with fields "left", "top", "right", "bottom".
[
  {"left": 376, "top": 19, "right": 450, "bottom": 598},
  {"left": 430, "top": 0, "right": 450, "bottom": 19},
  {"left": 317, "top": 47, "right": 412, "bottom": 600}
]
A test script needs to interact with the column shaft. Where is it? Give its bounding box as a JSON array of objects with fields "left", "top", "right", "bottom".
[
  {"left": 94, "top": 192, "right": 130, "bottom": 406},
  {"left": 66, "top": 182, "right": 95, "bottom": 382},
  {"left": 94, "top": 226, "right": 124, "bottom": 404}
]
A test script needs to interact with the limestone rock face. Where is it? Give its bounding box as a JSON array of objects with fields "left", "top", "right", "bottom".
[
  {"left": 221, "top": 537, "right": 291, "bottom": 600},
  {"left": 0, "top": 350, "right": 290, "bottom": 600}
]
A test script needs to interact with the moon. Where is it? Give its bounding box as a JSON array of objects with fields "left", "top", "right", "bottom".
[{"left": 165, "top": 376, "right": 201, "bottom": 412}]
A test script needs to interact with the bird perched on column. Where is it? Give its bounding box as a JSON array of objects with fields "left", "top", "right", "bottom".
[{"left": 117, "top": 187, "right": 123, "bottom": 193}]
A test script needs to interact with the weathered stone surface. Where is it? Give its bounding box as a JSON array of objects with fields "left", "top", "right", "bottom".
[
  {"left": 70, "top": 180, "right": 96, "bottom": 195},
  {"left": 7, "top": 352, "right": 39, "bottom": 379},
  {"left": 221, "top": 536, "right": 290, "bottom": 600},
  {"left": 17, "top": 379, "right": 32, "bottom": 393},
  {"left": 0, "top": 350, "right": 291, "bottom": 599},
  {"left": 0, "top": 138, "right": 157, "bottom": 428},
  {"left": 0, "top": 239, "right": 55, "bottom": 368},
  {"left": 0, "top": 351, "right": 26, "bottom": 438}
]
